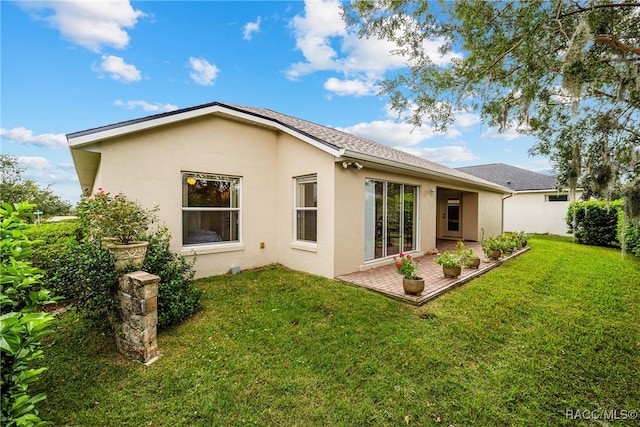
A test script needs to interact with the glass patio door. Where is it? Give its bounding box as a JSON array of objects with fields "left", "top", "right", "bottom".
[{"left": 365, "top": 180, "right": 417, "bottom": 261}]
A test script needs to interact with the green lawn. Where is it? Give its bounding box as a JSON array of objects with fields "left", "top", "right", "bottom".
[{"left": 36, "top": 235, "right": 639, "bottom": 426}]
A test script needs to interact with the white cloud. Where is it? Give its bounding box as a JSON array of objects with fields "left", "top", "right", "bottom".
[
  {"left": 445, "top": 129, "right": 462, "bottom": 139},
  {"left": 338, "top": 120, "right": 436, "bottom": 147},
  {"left": 94, "top": 55, "right": 142, "bottom": 82},
  {"left": 114, "top": 100, "right": 178, "bottom": 112},
  {"left": 17, "top": 156, "right": 52, "bottom": 171},
  {"left": 324, "top": 77, "right": 377, "bottom": 97},
  {"left": 1, "top": 127, "right": 67, "bottom": 148},
  {"left": 243, "top": 17, "right": 261, "bottom": 41},
  {"left": 454, "top": 111, "right": 481, "bottom": 128},
  {"left": 18, "top": 0, "right": 145, "bottom": 52},
  {"left": 17, "top": 157, "right": 79, "bottom": 190},
  {"left": 481, "top": 127, "right": 522, "bottom": 141},
  {"left": 402, "top": 146, "right": 479, "bottom": 163},
  {"left": 188, "top": 57, "right": 219, "bottom": 86},
  {"left": 287, "top": 0, "right": 462, "bottom": 98}
]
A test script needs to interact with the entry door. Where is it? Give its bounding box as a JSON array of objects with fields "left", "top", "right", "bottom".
[{"left": 442, "top": 196, "right": 462, "bottom": 239}]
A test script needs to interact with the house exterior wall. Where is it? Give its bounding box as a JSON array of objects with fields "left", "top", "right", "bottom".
[
  {"left": 273, "top": 133, "right": 336, "bottom": 278},
  {"left": 477, "top": 191, "right": 504, "bottom": 238},
  {"left": 462, "top": 192, "right": 479, "bottom": 241},
  {"left": 332, "top": 168, "right": 437, "bottom": 276},
  {"left": 88, "top": 113, "right": 505, "bottom": 279},
  {"left": 504, "top": 191, "right": 574, "bottom": 235},
  {"left": 97, "top": 115, "right": 336, "bottom": 279},
  {"left": 331, "top": 167, "right": 504, "bottom": 276}
]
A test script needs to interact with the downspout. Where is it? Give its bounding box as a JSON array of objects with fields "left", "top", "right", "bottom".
[{"left": 501, "top": 192, "right": 515, "bottom": 233}]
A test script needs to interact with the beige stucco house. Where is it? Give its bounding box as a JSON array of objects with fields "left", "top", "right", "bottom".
[{"left": 68, "top": 102, "right": 509, "bottom": 279}]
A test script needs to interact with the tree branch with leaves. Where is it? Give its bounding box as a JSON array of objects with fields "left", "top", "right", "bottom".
[{"left": 344, "top": 0, "right": 640, "bottom": 220}]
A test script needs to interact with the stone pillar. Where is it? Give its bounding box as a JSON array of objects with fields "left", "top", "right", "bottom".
[{"left": 115, "top": 271, "right": 160, "bottom": 364}]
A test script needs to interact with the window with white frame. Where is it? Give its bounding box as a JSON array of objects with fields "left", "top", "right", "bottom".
[
  {"left": 182, "top": 172, "right": 240, "bottom": 246},
  {"left": 295, "top": 175, "right": 317, "bottom": 242}
]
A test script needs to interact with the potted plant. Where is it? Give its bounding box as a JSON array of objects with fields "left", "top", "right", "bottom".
[
  {"left": 482, "top": 236, "right": 502, "bottom": 260},
  {"left": 435, "top": 251, "right": 462, "bottom": 278},
  {"left": 501, "top": 233, "right": 521, "bottom": 254},
  {"left": 454, "top": 240, "right": 480, "bottom": 269},
  {"left": 393, "top": 253, "right": 424, "bottom": 295},
  {"left": 463, "top": 248, "right": 481, "bottom": 268},
  {"left": 78, "top": 189, "right": 158, "bottom": 271},
  {"left": 518, "top": 231, "right": 528, "bottom": 247}
]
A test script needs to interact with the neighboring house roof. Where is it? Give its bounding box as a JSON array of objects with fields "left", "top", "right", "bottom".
[
  {"left": 67, "top": 101, "right": 509, "bottom": 194},
  {"left": 456, "top": 163, "right": 558, "bottom": 192}
]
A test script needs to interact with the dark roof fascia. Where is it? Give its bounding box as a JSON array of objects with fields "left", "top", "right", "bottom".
[{"left": 66, "top": 101, "right": 222, "bottom": 139}]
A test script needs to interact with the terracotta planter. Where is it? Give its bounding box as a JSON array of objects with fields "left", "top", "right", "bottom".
[
  {"left": 402, "top": 277, "right": 425, "bottom": 295},
  {"left": 104, "top": 240, "right": 148, "bottom": 271},
  {"left": 488, "top": 249, "right": 501, "bottom": 260},
  {"left": 443, "top": 266, "right": 462, "bottom": 278}
]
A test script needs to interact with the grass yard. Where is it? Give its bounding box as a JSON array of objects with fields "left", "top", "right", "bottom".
[{"left": 36, "top": 235, "right": 639, "bottom": 426}]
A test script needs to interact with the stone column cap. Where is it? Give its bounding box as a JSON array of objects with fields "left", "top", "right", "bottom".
[{"left": 126, "top": 271, "right": 160, "bottom": 283}]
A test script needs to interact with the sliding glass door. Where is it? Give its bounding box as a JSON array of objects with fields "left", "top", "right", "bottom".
[{"left": 365, "top": 179, "right": 418, "bottom": 261}]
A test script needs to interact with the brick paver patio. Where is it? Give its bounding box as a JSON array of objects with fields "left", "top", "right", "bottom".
[{"left": 336, "top": 240, "right": 530, "bottom": 305}]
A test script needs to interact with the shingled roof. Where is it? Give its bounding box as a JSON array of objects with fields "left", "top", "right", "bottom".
[
  {"left": 456, "top": 163, "right": 558, "bottom": 191},
  {"left": 68, "top": 101, "right": 508, "bottom": 193},
  {"left": 227, "top": 103, "right": 500, "bottom": 186}
]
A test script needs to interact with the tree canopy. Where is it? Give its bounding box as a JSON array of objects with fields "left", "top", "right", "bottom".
[
  {"left": 0, "top": 154, "right": 72, "bottom": 219},
  {"left": 344, "top": 0, "right": 640, "bottom": 220}
]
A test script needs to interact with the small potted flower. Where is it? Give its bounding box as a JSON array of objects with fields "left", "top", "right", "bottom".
[
  {"left": 393, "top": 253, "right": 424, "bottom": 295},
  {"left": 435, "top": 251, "right": 463, "bottom": 278},
  {"left": 77, "top": 189, "right": 158, "bottom": 271}
]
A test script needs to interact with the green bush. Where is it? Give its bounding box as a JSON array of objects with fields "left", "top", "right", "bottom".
[
  {"left": 618, "top": 209, "right": 640, "bottom": 256},
  {"left": 567, "top": 199, "right": 639, "bottom": 256},
  {"left": 567, "top": 200, "right": 621, "bottom": 247},
  {"left": 142, "top": 227, "right": 202, "bottom": 329},
  {"left": 47, "top": 226, "right": 202, "bottom": 329},
  {"left": 1, "top": 202, "right": 57, "bottom": 427},
  {"left": 49, "top": 240, "right": 119, "bottom": 320},
  {"left": 25, "top": 222, "right": 79, "bottom": 278}
]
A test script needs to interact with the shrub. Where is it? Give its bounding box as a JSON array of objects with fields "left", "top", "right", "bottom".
[
  {"left": 142, "top": 227, "right": 202, "bottom": 329},
  {"left": 49, "top": 239, "right": 119, "bottom": 320},
  {"left": 48, "top": 225, "right": 202, "bottom": 329},
  {"left": 618, "top": 209, "right": 640, "bottom": 257},
  {"left": 567, "top": 200, "right": 621, "bottom": 247},
  {"left": 25, "top": 221, "right": 79, "bottom": 279},
  {"left": 1, "top": 202, "right": 57, "bottom": 427}
]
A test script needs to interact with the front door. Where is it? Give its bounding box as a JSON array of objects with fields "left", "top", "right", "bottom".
[{"left": 439, "top": 193, "right": 463, "bottom": 239}]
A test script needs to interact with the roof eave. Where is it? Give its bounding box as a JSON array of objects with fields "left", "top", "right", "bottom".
[
  {"left": 341, "top": 150, "right": 511, "bottom": 193},
  {"left": 67, "top": 103, "right": 344, "bottom": 158}
]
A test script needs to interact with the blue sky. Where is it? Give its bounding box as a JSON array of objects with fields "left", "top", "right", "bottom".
[{"left": 1, "top": 0, "right": 550, "bottom": 206}]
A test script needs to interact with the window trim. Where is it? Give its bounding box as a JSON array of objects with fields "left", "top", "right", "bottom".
[
  {"left": 294, "top": 174, "right": 318, "bottom": 244},
  {"left": 181, "top": 172, "right": 242, "bottom": 247},
  {"left": 545, "top": 194, "right": 569, "bottom": 202},
  {"left": 364, "top": 178, "right": 419, "bottom": 262}
]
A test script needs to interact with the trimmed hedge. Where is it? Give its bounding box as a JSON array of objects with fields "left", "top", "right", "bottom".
[
  {"left": 25, "top": 221, "right": 80, "bottom": 276},
  {"left": 567, "top": 200, "right": 640, "bottom": 256}
]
